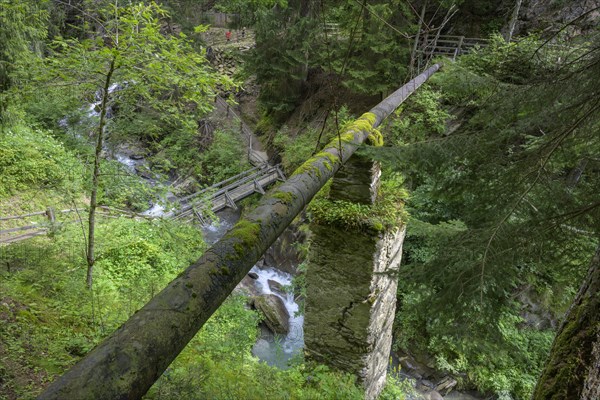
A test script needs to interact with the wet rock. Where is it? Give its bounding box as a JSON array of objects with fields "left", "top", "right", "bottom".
[
  {"left": 426, "top": 390, "right": 444, "bottom": 400},
  {"left": 268, "top": 279, "right": 286, "bottom": 297},
  {"left": 264, "top": 227, "right": 303, "bottom": 274},
  {"left": 435, "top": 375, "right": 458, "bottom": 395},
  {"left": 417, "top": 381, "right": 444, "bottom": 400},
  {"left": 248, "top": 272, "right": 259, "bottom": 280},
  {"left": 235, "top": 275, "right": 261, "bottom": 304},
  {"left": 421, "top": 379, "right": 435, "bottom": 389},
  {"left": 254, "top": 294, "right": 289, "bottom": 334}
]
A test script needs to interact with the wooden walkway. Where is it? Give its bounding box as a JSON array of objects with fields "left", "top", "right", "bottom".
[
  {"left": 169, "top": 163, "right": 285, "bottom": 223},
  {"left": 417, "top": 34, "right": 488, "bottom": 66},
  {"left": 1, "top": 164, "right": 285, "bottom": 243}
]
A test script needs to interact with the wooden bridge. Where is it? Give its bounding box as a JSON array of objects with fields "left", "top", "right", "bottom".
[
  {"left": 168, "top": 163, "right": 285, "bottom": 223},
  {"left": 418, "top": 34, "right": 489, "bottom": 60},
  {"left": 0, "top": 163, "right": 284, "bottom": 243},
  {"left": 412, "top": 33, "right": 488, "bottom": 74}
]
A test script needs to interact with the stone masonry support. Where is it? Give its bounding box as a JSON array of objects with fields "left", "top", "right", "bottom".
[{"left": 305, "top": 154, "right": 405, "bottom": 400}]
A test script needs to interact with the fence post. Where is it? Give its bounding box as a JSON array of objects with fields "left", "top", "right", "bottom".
[
  {"left": 46, "top": 207, "right": 56, "bottom": 232},
  {"left": 456, "top": 36, "right": 464, "bottom": 59},
  {"left": 46, "top": 207, "right": 56, "bottom": 223}
]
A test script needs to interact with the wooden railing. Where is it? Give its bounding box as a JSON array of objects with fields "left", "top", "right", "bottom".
[
  {"left": 168, "top": 163, "right": 285, "bottom": 223},
  {"left": 418, "top": 34, "right": 489, "bottom": 60},
  {"left": 0, "top": 206, "right": 146, "bottom": 244}
]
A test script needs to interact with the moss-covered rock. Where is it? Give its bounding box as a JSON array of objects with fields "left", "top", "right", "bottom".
[{"left": 254, "top": 294, "right": 290, "bottom": 335}]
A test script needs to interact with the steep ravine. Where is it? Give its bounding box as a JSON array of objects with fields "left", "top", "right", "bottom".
[{"left": 199, "top": 208, "right": 305, "bottom": 368}]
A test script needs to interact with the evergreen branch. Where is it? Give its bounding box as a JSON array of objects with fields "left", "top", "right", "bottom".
[
  {"left": 532, "top": 5, "right": 600, "bottom": 59},
  {"left": 478, "top": 99, "right": 598, "bottom": 305},
  {"left": 349, "top": 0, "right": 410, "bottom": 38},
  {"left": 52, "top": 0, "right": 108, "bottom": 32},
  {"left": 544, "top": 201, "right": 600, "bottom": 227},
  {"left": 513, "top": 97, "right": 600, "bottom": 188},
  {"left": 477, "top": 95, "right": 599, "bottom": 305}
]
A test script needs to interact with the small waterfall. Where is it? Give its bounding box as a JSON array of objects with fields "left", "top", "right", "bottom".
[
  {"left": 250, "top": 265, "right": 304, "bottom": 367},
  {"left": 200, "top": 210, "right": 304, "bottom": 368}
]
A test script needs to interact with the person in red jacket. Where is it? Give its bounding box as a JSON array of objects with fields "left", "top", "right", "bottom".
[{"left": 225, "top": 30, "right": 231, "bottom": 43}]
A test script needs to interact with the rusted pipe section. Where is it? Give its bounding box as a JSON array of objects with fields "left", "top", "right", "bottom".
[{"left": 39, "top": 63, "right": 441, "bottom": 400}]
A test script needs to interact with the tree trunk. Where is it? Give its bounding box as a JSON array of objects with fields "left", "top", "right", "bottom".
[
  {"left": 506, "top": 0, "right": 522, "bottom": 42},
  {"left": 533, "top": 243, "right": 600, "bottom": 399},
  {"left": 410, "top": 0, "right": 427, "bottom": 76},
  {"left": 86, "top": 56, "right": 116, "bottom": 289}
]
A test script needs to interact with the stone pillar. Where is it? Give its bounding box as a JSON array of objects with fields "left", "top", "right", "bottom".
[{"left": 304, "top": 154, "right": 405, "bottom": 400}]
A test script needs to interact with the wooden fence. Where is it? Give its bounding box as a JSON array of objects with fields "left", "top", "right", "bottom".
[
  {"left": 0, "top": 206, "right": 147, "bottom": 244},
  {"left": 418, "top": 34, "right": 489, "bottom": 61}
]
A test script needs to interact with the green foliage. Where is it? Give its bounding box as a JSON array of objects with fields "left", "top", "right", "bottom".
[
  {"left": 322, "top": 1, "right": 411, "bottom": 95},
  {"left": 152, "top": 125, "right": 250, "bottom": 185},
  {"left": 273, "top": 106, "right": 353, "bottom": 173},
  {"left": 388, "top": 31, "right": 600, "bottom": 399},
  {"left": 97, "top": 160, "right": 156, "bottom": 212},
  {"left": 379, "top": 372, "right": 414, "bottom": 400},
  {"left": 199, "top": 129, "right": 251, "bottom": 184},
  {"left": 461, "top": 34, "right": 550, "bottom": 84},
  {"left": 214, "top": 0, "right": 286, "bottom": 27},
  {"left": 0, "top": 125, "right": 83, "bottom": 199},
  {"left": 0, "top": 0, "right": 48, "bottom": 117},
  {"left": 309, "top": 173, "right": 408, "bottom": 232},
  {"left": 19, "top": 2, "right": 233, "bottom": 176},
  {"left": 248, "top": 5, "right": 319, "bottom": 119},
  {"left": 385, "top": 84, "right": 451, "bottom": 145},
  {"left": 0, "top": 216, "right": 205, "bottom": 398},
  {"left": 274, "top": 126, "right": 325, "bottom": 172}
]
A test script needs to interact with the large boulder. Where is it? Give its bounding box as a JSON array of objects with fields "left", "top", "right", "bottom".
[
  {"left": 254, "top": 294, "right": 290, "bottom": 335},
  {"left": 268, "top": 279, "right": 286, "bottom": 297}
]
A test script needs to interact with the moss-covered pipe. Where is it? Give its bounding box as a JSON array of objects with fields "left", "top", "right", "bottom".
[{"left": 38, "top": 64, "right": 441, "bottom": 400}]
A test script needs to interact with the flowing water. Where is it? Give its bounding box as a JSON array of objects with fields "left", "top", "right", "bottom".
[
  {"left": 199, "top": 209, "right": 304, "bottom": 368},
  {"left": 249, "top": 265, "right": 304, "bottom": 368}
]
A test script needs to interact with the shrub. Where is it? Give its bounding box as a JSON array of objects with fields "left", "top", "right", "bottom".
[{"left": 0, "top": 125, "right": 83, "bottom": 198}]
